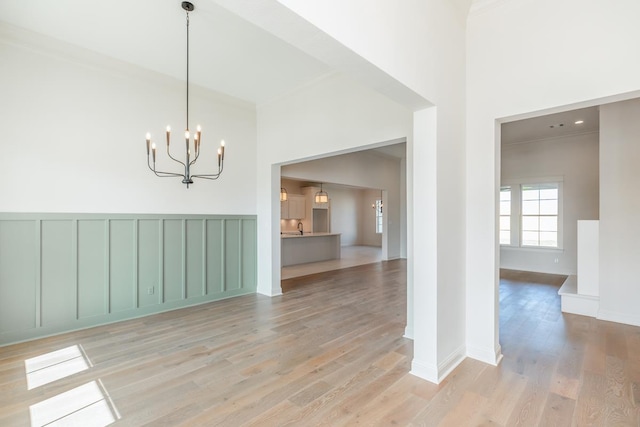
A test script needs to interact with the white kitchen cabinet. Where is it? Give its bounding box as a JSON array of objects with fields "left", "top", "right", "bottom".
[
  {"left": 288, "top": 195, "right": 306, "bottom": 219},
  {"left": 281, "top": 194, "right": 306, "bottom": 219}
]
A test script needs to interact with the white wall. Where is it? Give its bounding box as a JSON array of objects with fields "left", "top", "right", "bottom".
[
  {"left": 599, "top": 98, "right": 640, "bottom": 326},
  {"left": 0, "top": 24, "right": 257, "bottom": 215},
  {"left": 467, "top": 0, "right": 640, "bottom": 357},
  {"left": 324, "top": 186, "right": 362, "bottom": 246},
  {"left": 500, "top": 133, "right": 599, "bottom": 275}
]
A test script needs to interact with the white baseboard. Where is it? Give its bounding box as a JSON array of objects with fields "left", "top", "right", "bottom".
[
  {"left": 558, "top": 275, "right": 599, "bottom": 317},
  {"left": 597, "top": 309, "right": 640, "bottom": 327},
  {"left": 410, "top": 345, "right": 466, "bottom": 384},
  {"left": 560, "top": 294, "right": 599, "bottom": 317},
  {"left": 410, "top": 359, "right": 438, "bottom": 384},
  {"left": 467, "top": 343, "right": 503, "bottom": 366},
  {"left": 437, "top": 345, "right": 466, "bottom": 380},
  {"left": 403, "top": 325, "right": 414, "bottom": 340},
  {"left": 256, "top": 288, "right": 282, "bottom": 297}
]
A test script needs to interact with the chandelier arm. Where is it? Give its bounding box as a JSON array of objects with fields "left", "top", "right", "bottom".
[
  {"left": 155, "top": 172, "right": 187, "bottom": 178},
  {"left": 189, "top": 150, "right": 200, "bottom": 166},
  {"left": 166, "top": 145, "right": 186, "bottom": 167},
  {"left": 191, "top": 174, "right": 221, "bottom": 181},
  {"left": 147, "top": 157, "right": 184, "bottom": 177},
  {"left": 191, "top": 163, "right": 223, "bottom": 179},
  {"left": 150, "top": 166, "right": 185, "bottom": 178}
]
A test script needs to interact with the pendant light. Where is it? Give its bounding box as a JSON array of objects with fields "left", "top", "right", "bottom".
[
  {"left": 280, "top": 187, "right": 288, "bottom": 202},
  {"left": 315, "top": 183, "right": 329, "bottom": 204}
]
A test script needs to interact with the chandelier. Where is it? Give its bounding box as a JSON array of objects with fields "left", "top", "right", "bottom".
[{"left": 145, "top": 1, "right": 225, "bottom": 188}]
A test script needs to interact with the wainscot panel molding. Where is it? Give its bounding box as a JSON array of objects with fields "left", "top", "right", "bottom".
[{"left": 0, "top": 213, "right": 257, "bottom": 346}]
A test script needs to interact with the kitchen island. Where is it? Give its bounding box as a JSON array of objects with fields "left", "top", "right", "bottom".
[{"left": 281, "top": 232, "right": 341, "bottom": 266}]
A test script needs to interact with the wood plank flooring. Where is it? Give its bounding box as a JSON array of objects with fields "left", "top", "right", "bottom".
[{"left": 1, "top": 263, "right": 639, "bottom": 426}]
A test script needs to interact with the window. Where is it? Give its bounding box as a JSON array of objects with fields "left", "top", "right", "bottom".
[
  {"left": 500, "top": 179, "right": 562, "bottom": 249},
  {"left": 499, "top": 187, "right": 511, "bottom": 245},
  {"left": 375, "top": 200, "right": 383, "bottom": 234},
  {"left": 521, "top": 183, "right": 558, "bottom": 247}
]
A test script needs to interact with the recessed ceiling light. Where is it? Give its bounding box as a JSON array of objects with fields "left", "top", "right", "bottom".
[{"left": 575, "top": 120, "right": 584, "bottom": 124}]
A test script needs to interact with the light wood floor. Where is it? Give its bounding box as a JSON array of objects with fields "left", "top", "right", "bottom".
[
  {"left": 1, "top": 263, "right": 639, "bottom": 426},
  {"left": 281, "top": 245, "right": 382, "bottom": 280}
]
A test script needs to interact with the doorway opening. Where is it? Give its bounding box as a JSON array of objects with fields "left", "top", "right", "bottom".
[
  {"left": 498, "top": 105, "right": 600, "bottom": 352},
  {"left": 277, "top": 140, "right": 407, "bottom": 286}
]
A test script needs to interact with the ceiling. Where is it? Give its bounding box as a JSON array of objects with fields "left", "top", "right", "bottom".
[
  {"left": 501, "top": 106, "right": 600, "bottom": 147},
  {"left": 0, "top": 0, "right": 332, "bottom": 105},
  {"left": 0, "top": 0, "right": 483, "bottom": 106},
  {"left": 7, "top": 0, "right": 570, "bottom": 149},
  {"left": 372, "top": 143, "right": 406, "bottom": 159}
]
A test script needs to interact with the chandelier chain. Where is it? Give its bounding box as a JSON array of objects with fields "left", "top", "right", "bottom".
[{"left": 186, "top": 11, "right": 190, "bottom": 131}]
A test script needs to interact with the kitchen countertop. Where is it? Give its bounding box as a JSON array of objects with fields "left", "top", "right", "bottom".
[{"left": 281, "top": 232, "right": 341, "bottom": 239}]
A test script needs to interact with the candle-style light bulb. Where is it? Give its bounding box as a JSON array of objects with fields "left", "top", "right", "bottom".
[
  {"left": 220, "top": 140, "right": 225, "bottom": 160},
  {"left": 194, "top": 132, "right": 199, "bottom": 152},
  {"left": 217, "top": 147, "right": 222, "bottom": 167},
  {"left": 151, "top": 143, "right": 157, "bottom": 163},
  {"left": 166, "top": 126, "right": 171, "bottom": 146},
  {"left": 145, "top": 132, "right": 151, "bottom": 155}
]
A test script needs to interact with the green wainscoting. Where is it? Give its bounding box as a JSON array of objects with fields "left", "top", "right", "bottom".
[{"left": 0, "top": 213, "right": 257, "bottom": 346}]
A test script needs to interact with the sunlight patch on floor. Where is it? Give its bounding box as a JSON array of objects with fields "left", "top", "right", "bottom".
[
  {"left": 25, "top": 345, "right": 92, "bottom": 390},
  {"left": 29, "top": 380, "right": 116, "bottom": 427}
]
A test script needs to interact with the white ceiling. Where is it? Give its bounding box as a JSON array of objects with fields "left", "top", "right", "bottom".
[
  {"left": 0, "top": 0, "right": 483, "bottom": 106},
  {"left": 9, "top": 0, "right": 579, "bottom": 149},
  {"left": 0, "top": 0, "right": 332, "bottom": 105},
  {"left": 501, "top": 106, "right": 600, "bottom": 146},
  {"left": 372, "top": 143, "right": 406, "bottom": 159}
]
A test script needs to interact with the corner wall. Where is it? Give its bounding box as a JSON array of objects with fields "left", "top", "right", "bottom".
[{"left": 599, "top": 98, "right": 640, "bottom": 326}]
